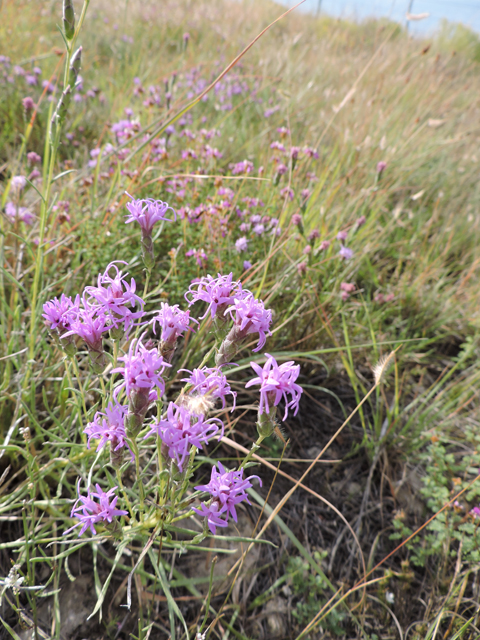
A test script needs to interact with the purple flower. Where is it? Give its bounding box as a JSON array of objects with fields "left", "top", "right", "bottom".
[
  {"left": 84, "top": 401, "right": 133, "bottom": 459},
  {"left": 303, "top": 146, "right": 319, "bottom": 159},
  {"left": 307, "top": 228, "right": 320, "bottom": 242},
  {"left": 231, "top": 160, "right": 254, "bottom": 175},
  {"left": 5, "top": 202, "right": 35, "bottom": 225},
  {"left": 112, "top": 336, "right": 170, "bottom": 401},
  {"left": 243, "top": 260, "right": 252, "bottom": 270},
  {"left": 280, "top": 186, "right": 295, "bottom": 201},
  {"left": 186, "top": 273, "right": 249, "bottom": 320},
  {"left": 63, "top": 296, "right": 110, "bottom": 352},
  {"left": 376, "top": 161, "right": 387, "bottom": 174},
  {"left": 42, "top": 293, "right": 80, "bottom": 334},
  {"left": 181, "top": 366, "right": 236, "bottom": 411},
  {"left": 246, "top": 354, "right": 303, "bottom": 420},
  {"left": 338, "top": 246, "right": 354, "bottom": 260},
  {"left": 11, "top": 175, "right": 27, "bottom": 193},
  {"left": 125, "top": 193, "right": 176, "bottom": 233},
  {"left": 291, "top": 214, "right": 302, "bottom": 227},
  {"left": 22, "top": 97, "right": 35, "bottom": 111},
  {"left": 356, "top": 215, "right": 366, "bottom": 227},
  {"left": 337, "top": 230, "right": 348, "bottom": 242},
  {"left": 27, "top": 151, "right": 41, "bottom": 165},
  {"left": 85, "top": 261, "right": 145, "bottom": 334},
  {"left": 65, "top": 483, "right": 128, "bottom": 537},
  {"left": 145, "top": 402, "right": 223, "bottom": 472},
  {"left": 225, "top": 294, "right": 272, "bottom": 352},
  {"left": 319, "top": 240, "right": 331, "bottom": 251},
  {"left": 193, "top": 462, "right": 261, "bottom": 534},
  {"left": 235, "top": 237, "right": 249, "bottom": 253},
  {"left": 270, "top": 141, "right": 286, "bottom": 152},
  {"left": 151, "top": 303, "right": 197, "bottom": 344},
  {"left": 253, "top": 223, "right": 265, "bottom": 236}
]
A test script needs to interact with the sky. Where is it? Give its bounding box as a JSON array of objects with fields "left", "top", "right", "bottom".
[{"left": 278, "top": 0, "right": 480, "bottom": 35}]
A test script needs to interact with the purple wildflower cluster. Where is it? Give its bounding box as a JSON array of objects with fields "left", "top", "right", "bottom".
[
  {"left": 65, "top": 483, "right": 128, "bottom": 537},
  {"left": 193, "top": 463, "right": 261, "bottom": 534},
  {"left": 145, "top": 402, "right": 223, "bottom": 472},
  {"left": 43, "top": 261, "right": 147, "bottom": 372}
]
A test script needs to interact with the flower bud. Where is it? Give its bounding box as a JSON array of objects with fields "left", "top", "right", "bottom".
[{"left": 63, "top": 0, "right": 76, "bottom": 40}]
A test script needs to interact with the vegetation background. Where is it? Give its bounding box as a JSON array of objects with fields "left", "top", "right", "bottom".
[{"left": 2, "top": 0, "right": 480, "bottom": 637}]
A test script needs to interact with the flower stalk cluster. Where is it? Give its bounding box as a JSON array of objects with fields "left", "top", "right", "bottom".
[{"left": 44, "top": 196, "right": 302, "bottom": 550}]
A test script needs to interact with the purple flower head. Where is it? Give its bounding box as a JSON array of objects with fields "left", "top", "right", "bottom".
[
  {"left": 280, "top": 186, "right": 295, "bottom": 201},
  {"left": 11, "top": 175, "right": 27, "bottom": 193},
  {"left": 42, "top": 293, "right": 80, "bottom": 334},
  {"left": 307, "top": 228, "right": 320, "bottom": 243},
  {"left": 27, "top": 151, "right": 41, "bottom": 165},
  {"left": 470, "top": 506, "right": 480, "bottom": 519},
  {"left": 85, "top": 261, "right": 145, "bottom": 334},
  {"left": 146, "top": 402, "right": 223, "bottom": 472},
  {"left": 112, "top": 336, "right": 171, "bottom": 400},
  {"left": 63, "top": 295, "right": 110, "bottom": 351},
  {"left": 65, "top": 483, "right": 128, "bottom": 537},
  {"left": 376, "top": 161, "right": 387, "bottom": 174},
  {"left": 151, "top": 303, "right": 198, "bottom": 344},
  {"left": 290, "top": 146, "right": 300, "bottom": 160},
  {"left": 125, "top": 193, "right": 176, "bottom": 234},
  {"left": 319, "top": 240, "right": 331, "bottom": 251},
  {"left": 291, "top": 214, "right": 302, "bottom": 227},
  {"left": 253, "top": 223, "right": 265, "bottom": 236},
  {"left": 22, "top": 96, "right": 35, "bottom": 111},
  {"left": 303, "top": 146, "right": 319, "bottom": 159},
  {"left": 181, "top": 366, "right": 236, "bottom": 411},
  {"left": 225, "top": 293, "right": 272, "bottom": 352},
  {"left": 337, "top": 230, "right": 348, "bottom": 242},
  {"left": 5, "top": 202, "right": 35, "bottom": 225},
  {"left": 246, "top": 354, "right": 303, "bottom": 420},
  {"left": 231, "top": 160, "right": 254, "bottom": 176},
  {"left": 243, "top": 260, "right": 252, "bottom": 270},
  {"left": 338, "top": 246, "right": 354, "bottom": 260},
  {"left": 235, "top": 236, "right": 249, "bottom": 253},
  {"left": 193, "top": 462, "right": 261, "bottom": 534},
  {"left": 186, "top": 273, "right": 250, "bottom": 320},
  {"left": 84, "top": 401, "right": 133, "bottom": 459}
]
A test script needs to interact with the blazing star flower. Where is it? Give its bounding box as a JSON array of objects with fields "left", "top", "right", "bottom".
[
  {"left": 145, "top": 402, "right": 223, "bottom": 472},
  {"left": 64, "top": 483, "right": 128, "bottom": 537},
  {"left": 280, "top": 186, "right": 295, "bottom": 201},
  {"left": 62, "top": 297, "right": 110, "bottom": 371},
  {"left": 224, "top": 293, "right": 272, "bottom": 353},
  {"left": 42, "top": 293, "right": 80, "bottom": 335},
  {"left": 376, "top": 161, "right": 387, "bottom": 174},
  {"left": 235, "top": 237, "right": 249, "bottom": 253},
  {"left": 10, "top": 175, "right": 27, "bottom": 193},
  {"left": 22, "top": 97, "right": 35, "bottom": 111},
  {"left": 112, "top": 336, "right": 170, "bottom": 400},
  {"left": 84, "top": 401, "right": 133, "bottom": 460},
  {"left": 85, "top": 261, "right": 145, "bottom": 335},
  {"left": 243, "top": 260, "right": 252, "bottom": 270},
  {"left": 125, "top": 193, "right": 176, "bottom": 234},
  {"left": 27, "top": 151, "right": 41, "bottom": 165},
  {"left": 193, "top": 462, "right": 261, "bottom": 534},
  {"left": 5, "top": 202, "right": 35, "bottom": 225},
  {"left": 246, "top": 354, "right": 303, "bottom": 421},
  {"left": 186, "top": 273, "right": 249, "bottom": 320},
  {"left": 338, "top": 246, "right": 354, "bottom": 260},
  {"left": 180, "top": 366, "right": 236, "bottom": 411},
  {"left": 231, "top": 160, "right": 254, "bottom": 175},
  {"left": 151, "top": 303, "right": 197, "bottom": 344}
]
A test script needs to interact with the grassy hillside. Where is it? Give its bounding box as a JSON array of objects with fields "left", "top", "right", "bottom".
[{"left": 2, "top": 0, "right": 480, "bottom": 638}]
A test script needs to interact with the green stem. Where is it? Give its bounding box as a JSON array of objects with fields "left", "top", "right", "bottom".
[{"left": 239, "top": 435, "right": 266, "bottom": 470}]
